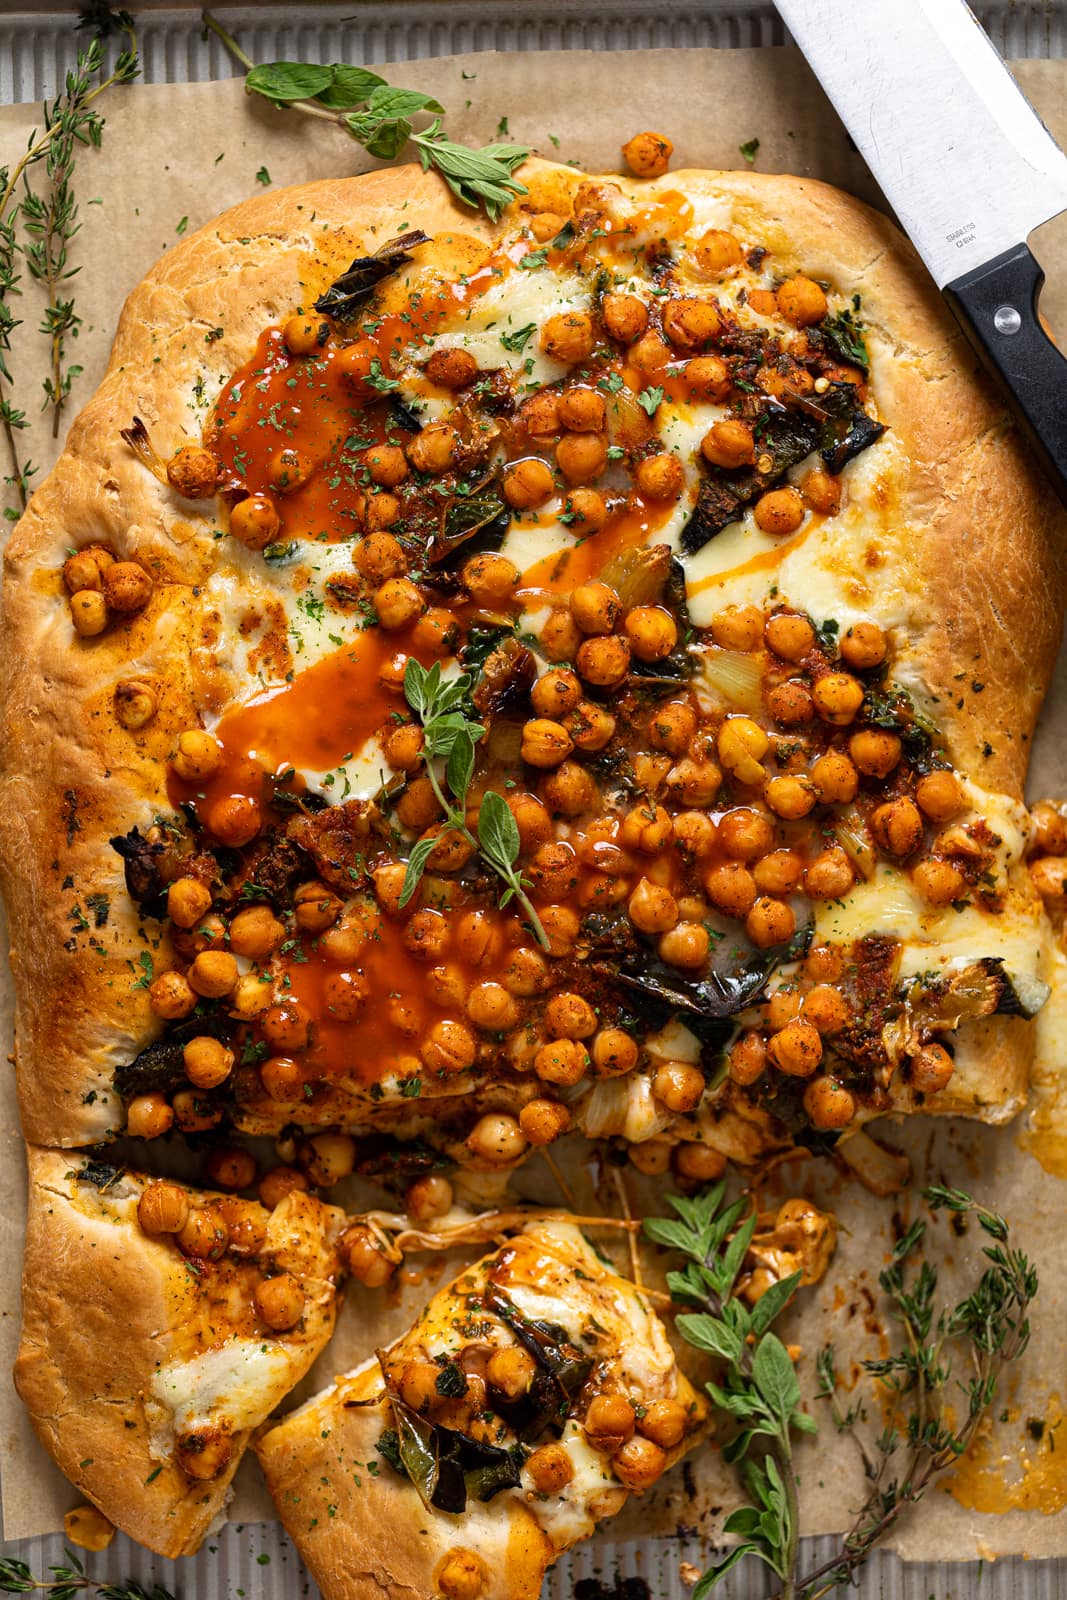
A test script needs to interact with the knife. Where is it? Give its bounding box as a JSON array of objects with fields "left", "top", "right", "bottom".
[{"left": 773, "top": 0, "right": 1067, "bottom": 501}]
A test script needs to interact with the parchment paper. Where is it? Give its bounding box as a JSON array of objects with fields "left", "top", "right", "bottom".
[{"left": 3, "top": 44, "right": 1067, "bottom": 1567}]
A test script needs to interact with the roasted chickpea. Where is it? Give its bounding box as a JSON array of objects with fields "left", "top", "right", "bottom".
[
  {"left": 803, "top": 1075, "right": 856, "bottom": 1129},
  {"left": 259, "top": 1165, "right": 310, "bottom": 1209},
  {"left": 177, "top": 1208, "right": 228, "bottom": 1261},
  {"left": 334, "top": 337, "right": 379, "bottom": 393},
  {"left": 70, "top": 589, "right": 108, "bottom": 636},
  {"left": 355, "top": 532, "right": 407, "bottom": 583},
  {"left": 585, "top": 1393, "right": 636, "bottom": 1451},
  {"left": 467, "top": 981, "right": 520, "bottom": 1032},
  {"left": 838, "top": 620, "right": 886, "bottom": 669},
  {"left": 269, "top": 446, "right": 314, "bottom": 493},
  {"left": 520, "top": 717, "right": 574, "bottom": 770},
  {"left": 746, "top": 896, "right": 796, "bottom": 949},
  {"left": 764, "top": 611, "right": 815, "bottom": 662},
  {"left": 872, "top": 797, "right": 924, "bottom": 858},
  {"left": 137, "top": 1180, "right": 189, "bottom": 1236},
  {"left": 629, "top": 331, "right": 671, "bottom": 374},
  {"left": 405, "top": 1173, "right": 453, "bottom": 1223},
  {"left": 802, "top": 984, "right": 849, "bottom": 1035},
  {"left": 259, "top": 1056, "right": 309, "bottom": 1103},
  {"left": 320, "top": 914, "right": 368, "bottom": 964},
  {"left": 462, "top": 552, "right": 520, "bottom": 606},
  {"left": 437, "top": 1549, "right": 487, "bottom": 1600},
  {"left": 323, "top": 969, "right": 371, "bottom": 1020},
  {"left": 776, "top": 275, "right": 828, "bottom": 327},
  {"left": 527, "top": 672, "right": 579, "bottom": 726},
  {"left": 806, "top": 943, "right": 844, "bottom": 983},
  {"left": 556, "top": 431, "right": 608, "bottom": 485},
  {"left": 634, "top": 451, "right": 684, "bottom": 500},
  {"left": 484, "top": 1345, "right": 537, "bottom": 1403},
  {"left": 812, "top": 671, "right": 865, "bottom": 725},
  {"left": 653, "top": 1058, "right": 705, "bottom": 1113},
  {"left": 262, "top": 997, "right": 311, "bottom": 1051},
  {"left": 576, "top": 635, "right": 630, "bottom": 688},
  {"left": 1031, "top": 856, "right": 1067, "bottom": 900},
  {"left": 526, "top": 1441, "right": 575, "bottom": 1493},
  {"left": 519, "top": 1097, "right": 572, "bottom": 1145},
  {"left": 683, "top": 354, "right": 731, "bottom": 401},
  {"left": 423, "top": 1019, "right": 477, "bottom": 1076},
  {"left": 801, "top": 468, "right": 841, "bottom": 516},
  {"left": 675, "top": 1142, "right": 727, "bottom": 1183},
  {"left": 544, "top": 991, "right": 598, "bottom": 1040},
  {"left": 426, "top": 346, "right": 478, "bottom": 389},
  {"left": 622, "top": 130, "right": 673, "bottom": 177},
  {"left": 639, "top": 1398, "right": 689, "bottom": 1448},
  {"left": 383, "top": 724, "right": 428, "bottom": 781},
  {"left": 768, "top": 1018, "right": 823, "bottom": 1077},
  {"left": 283, "top": 313, "right": 327, "bottom": 356},
  {"left": 625, "top": 606, "right": 678, "bottom": 661},
  {"left": 766, "top": 680, "right": 814, "bottom": 726},
  {"left": 535, "top": 1039, "right": 590, "bottom": 1086},
  {"left": 167, "top": 444, "right": 217, "bottom": 500},
  {"left": 628, "top": 877, "right": 680, "bottom": 934},
  {"left": 810, "top": 750, "right": 859, "bottom": 804},
  {"left": 183, "top": 1035, "right": 235, "bottom": 1090},
  {"left": 170, "top": 728, "right": 221, "bottom": 782},
  {"left": 602, "top": 292, "right": 648, "bottom": 343},
  {"left": 659, "top": 921, "right": 710, "bottom": 969},
  {"left": 109, "top": 673, "right": 155, "bottom": 733},
  {"left": 63, "top": 544, "right": 114, "bottom": 593},
  {"left": 229, "top": 493, "right": 280, "bottom": 551},
  {"left": 520, "top": 391, "right": 561, "bottom": 440},
  {"left": 717, "top": 715, "right": 769, "bottom": 784},
  {"left": 100, "top": 560, "right": 152, "bottom": 614},
  {"left": 754, "top": 486, "right": 805, "bottom": 537},
  {"left": 206, "top": 1147, "right": 257, "bottom": 1190},
  {"left": 340, "top": 1223, "right": 395, "bottom": 1288},
  {"left": 710, "top": 605, "right": 763, "bottom": 652},
  {"left": 466, "top": 1112, "right": 528, "bottom": 1167},
  {"left": 365, "top": 490, "right": 401, "bottom": 531},
  {"left": 694, "top": 227, "right": 744, "bottom": 273},
  {"left": 586, "top": 1029, "right": 636, "bottom": 1077},
  {"left": 187, "top": 950, "right": 238, "bottom": 999},
  {"left": 501, "top": 456, "right": 554, "bottom": 510},
  {"left": 541, "top": 760, "right": 599, "bottom": 817},
  {"left": 148, "top": 970, "right": 196, "bottom": 1020},
  {"left": 407, "top": 422, "right": 458, "bottom": 474},
  {"left": 764, "top": 774, "right": 816, "bottom": 821},
  {"left": 375, "top": 576, "right": 426, "bottom": 630},
  {"left": 729, "top": 1030, "right": 767, "bottom": 1086},
  {"left": 537, "top": 904, "right": 582, "bottom": 956},
  {"left": 701, "top": 417, "right": 755, "bottom": 469},
  {"left": 566, "top": 700, "right": 617, "bottom": 751},
  {"left": 541, "top": 311, "right": 595, "bottom": 364},
  {"left": 672, "top": 811, "right": 717, "bottom": 859},
  {"left": 165, "top": 875, "right": 211, "bottom": 931},
  {"left": 252, "top": 1272, "right": 305, "bottom": 1332},
  {"left": 563, "top": 489, "right": 607, "bottom": 534},
  {"left": 126, "top": 1092, "right": 174, "bottom": 1139},
  {"left": 752, "top": 849, "right": 802, "bottom": 896},
  {"left": 1032, "top": 801, "right": 1067, "bottom": 856},
  {"left": 803, "top": 847, "right": 855, "bottom": 900},
  {"left": 613, "top": 1435, "right": 667, "bottom": 1490},
  {"left": 206, "top": 793, "right": 261, "bottom": 847},
  {"left": 848, "top": 728, "right": 902, "bottom": 777},
  {"left": 540, "top": 609, "right": 582, "bottom": 662},
  {"left": 559, "top": 386, "right": 607, "bottom": 432},
  {"left": 915, "top": 770, "right": 965, "bottom": 822},
  {"left": 301, "top": 1133, "right": 356, "bottom": 1187},
  {"left": 910, "top": 1042, "right": 955, "bottom": 1095},
  {"left": 364, "top": 443, "right": 408, "bottom": 488},
  {"left": 529, "top": 210, "right": 565, "bottom": 241},
  {"left": 663, "top": 298, "right": 721, "bottom": 351}
]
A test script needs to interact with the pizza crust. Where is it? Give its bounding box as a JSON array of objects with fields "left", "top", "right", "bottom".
[
  {"left": 14, "top": 1146, "right": 343, "bottom": 1556},
  {"left": 1, "top": 160, "right": 1062, "bottom": 1149}
]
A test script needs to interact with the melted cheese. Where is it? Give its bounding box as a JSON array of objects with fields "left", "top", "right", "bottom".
[
  {"left": 149, "top": 1338, "right": 298, "bottom": 1445},
  {"left": 411, "top": 265, "right": 592, "bottom": 390}
]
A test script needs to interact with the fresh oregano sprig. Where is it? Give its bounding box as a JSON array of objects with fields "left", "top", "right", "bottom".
[
  {"left": 397, "top": 659, "right": 548, "bottom": 948},
  {"left": 0, "top": 1546, "right": 175, "bottom": 1599},
  {"left": 792, "top": 1186, "right": 1037, "bottom": 1600},
  {"left": 644, "top": 1186, "right": 813, "bottom": 1597},
  {"left": 201, "top": 14, "right": 530, "bottom": 221}
]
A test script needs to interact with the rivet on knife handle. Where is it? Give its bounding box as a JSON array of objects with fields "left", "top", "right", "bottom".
[{"left": 945, "top": 247, "right": 1067, "bottom": 503}]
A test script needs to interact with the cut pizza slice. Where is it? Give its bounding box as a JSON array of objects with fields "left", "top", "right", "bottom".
[
  {"left": 14, "top": 1146, "right": 345, "bottom": 1557},
  {"left": 256, "top": 1218, "right": 709, "bottom": 1600}
]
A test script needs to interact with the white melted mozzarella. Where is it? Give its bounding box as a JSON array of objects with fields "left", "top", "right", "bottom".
[
  {"left": 410, "top": 265, "right": 592, "bottom": 390},
  {"left": 150, "top": 1338, "right": 298, "bottom": 1443}
]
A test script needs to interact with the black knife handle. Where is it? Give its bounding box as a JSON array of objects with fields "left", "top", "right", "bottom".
[{"left": 945, "top": 243, "right": 1067, "bottom": 503}]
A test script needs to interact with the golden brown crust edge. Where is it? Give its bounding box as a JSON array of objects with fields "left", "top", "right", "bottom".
[
  {"left": 1, "top": 160, "right": 1061, "bottom": 1148},
  {"left": 14, "top": 1146, "right": 341, "bottom": 1557}
]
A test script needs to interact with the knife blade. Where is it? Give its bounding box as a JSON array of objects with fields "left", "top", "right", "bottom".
[{"left": 774, "top": 0, "right": 1067, "bottom": 500}]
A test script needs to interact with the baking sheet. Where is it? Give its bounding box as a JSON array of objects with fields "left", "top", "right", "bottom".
[{"left": 3, "top": 33, "right": 1067, "bottom": 1597}]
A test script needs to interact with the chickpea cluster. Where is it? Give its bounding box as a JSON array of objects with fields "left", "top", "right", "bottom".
[{"left": 62, "top": 543, "right": 153, "bottom": 638}]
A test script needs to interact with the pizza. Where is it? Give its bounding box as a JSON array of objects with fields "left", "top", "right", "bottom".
[
  {"left": 14, "top": 1148, "right": 344, "bottom": 1556},
  {"left": 255, "top": 1218, "right": 710, "bottom": 1600},
  {"left": 1, "top": 152, "right": 1064, "bottom": 1572}
]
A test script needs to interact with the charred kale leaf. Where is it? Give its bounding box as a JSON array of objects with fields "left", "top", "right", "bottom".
[
  {"left": 387, "top": 1394, "right": 522, "bottom": 1513},
  {"left": 313, "top": 231, "right": 431, "bottom": 319},
  {"left": 115, "top": 1014, "right": 232, "bottom": 1099},
  {"left": 109, "top": 825, "right": 168, "bottom": 912}
]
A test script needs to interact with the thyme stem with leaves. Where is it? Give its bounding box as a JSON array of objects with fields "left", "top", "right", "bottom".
[{"left": 0, "top": 1547, "right": 174, "bottom": 1600}]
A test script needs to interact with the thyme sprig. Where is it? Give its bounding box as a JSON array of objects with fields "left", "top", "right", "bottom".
[
  {"left": 201, "top": 13, "right": 530, "bottom": 221},
  {"left": 650, "top": 1185, "right": 1037, "bottom": 1600},
  {"left": 644, "top": 1186, "right": 813, "bottom": 1597},
  {"left": 793, "top": 1186, "right": 1037, "bottom": 1600},
  {"left": 0, "top": 22, "right": 138, "bottom": 514},
  {"left": 397, "top": 660, "right": 548, "bottom": 948},
  {"left": 0, "top": 1549, "right": 174, "bottom": 1600}
]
